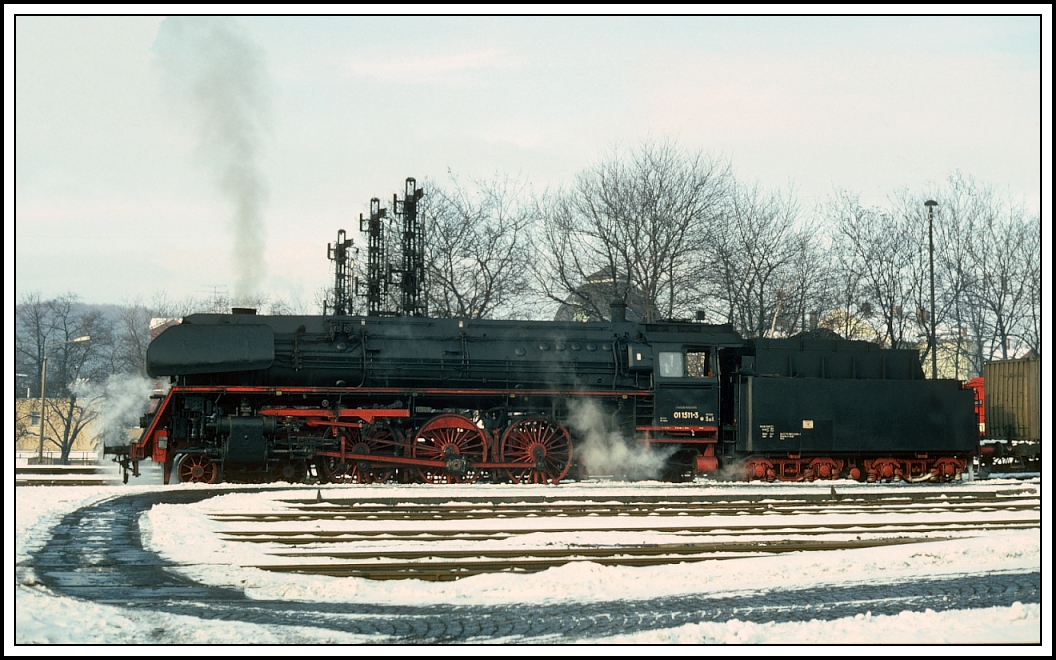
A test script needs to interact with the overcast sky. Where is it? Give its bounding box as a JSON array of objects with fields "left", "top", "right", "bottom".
[{"left": 7, "top": 12, "right": 1047, "bottom": 309}]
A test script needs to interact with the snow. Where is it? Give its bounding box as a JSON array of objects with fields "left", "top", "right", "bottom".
[
  {"left": 14, "top": 587, "right": 380, "bottom": 645},
  {"left": 9, "top": 477, "right": 1049, "bottom": 649},
  {"left": 583, "top": 603, "right": 1042, "bottom": 645}
]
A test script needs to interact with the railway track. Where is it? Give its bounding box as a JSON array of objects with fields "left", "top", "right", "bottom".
[
  {"left": 15, "top": 464, "right": 123, "bottom": 487},
  {"left": 194, "top": 486, "right": 1040, "bottom": 581},
  {"left": 255, "top": 537, "right": 948, "bottom": 581},
  {"left": 211, "top": 490, "right": 1039, "bottom": 522}
]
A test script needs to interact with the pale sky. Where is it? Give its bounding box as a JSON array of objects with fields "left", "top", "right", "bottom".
[{"left": 7, "top": 11, "right": 1048, "bottom": 308}]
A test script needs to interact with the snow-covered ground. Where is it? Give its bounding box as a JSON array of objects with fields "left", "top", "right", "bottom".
[{"left": 9, "top": 477, "right": 1049, "bottom": 648}]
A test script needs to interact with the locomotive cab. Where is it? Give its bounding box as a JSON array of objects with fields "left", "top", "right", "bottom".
[
  {"left": 652, "top": 346, "right": 719, "bottom": 429},
  {"left": 629, "top": 342, "right": 726, "bottom": 479}
]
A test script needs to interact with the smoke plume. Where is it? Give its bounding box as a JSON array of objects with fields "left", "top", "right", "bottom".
[
  {"left": 566, "top": 398, "right": 674, "bottom": 480},
  {"left": 153, "top": 17, "right": 270, "bottom": 303}
]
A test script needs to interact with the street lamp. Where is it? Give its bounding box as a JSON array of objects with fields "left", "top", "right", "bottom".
[
  {"left": 925, "top": 200, "right": 938, "bottom": 380},
  {"left": 37, "top": 335, "right": 90, "bottom": 464}
]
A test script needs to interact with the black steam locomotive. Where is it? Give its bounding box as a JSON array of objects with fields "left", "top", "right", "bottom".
[{"left": 114, "top": 307, "right": 978, "bottom": 485}]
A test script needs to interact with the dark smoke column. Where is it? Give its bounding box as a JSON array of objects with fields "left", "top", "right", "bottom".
[{"left": 152, "top": 17, "right": 270, "bottom": 304}]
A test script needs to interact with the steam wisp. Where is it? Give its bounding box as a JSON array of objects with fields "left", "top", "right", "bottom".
[
  {"left": 566, "top": 398, "right": 674, "bottom": 480},
  {"left": 70, "top": 374, "right": 161, "bottom": 451}
]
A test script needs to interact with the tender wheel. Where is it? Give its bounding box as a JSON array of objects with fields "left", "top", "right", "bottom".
[
  {"left": 413, "top": 414, "right": 487, "bottom": 484},
  {"left": 500, "top": 417, "right": 572, "bottom": 485},
  {"left": 177, "top": 454, "right": 221, "bottom": 484},
  {"left": 867, "top": 458, "right": 902, "bottom": 483},
  {"left": 808, "top": 457, "right": 844, "bottom": 481},
  {"left": 743, "top": 457, "right": 774, "bottom": 482},
  {"left": 932, "top": 457, "right": 964, "bottom": 482}
]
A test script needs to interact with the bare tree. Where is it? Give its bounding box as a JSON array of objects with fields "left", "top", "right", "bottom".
[
  {"left": 534, "top": 190, "right": 632, "bottom": 321},
  {"left": 114, "top": 300, "right": 156, "bottom": 377},
  {"left": 827, "top": 191, "right": 921, "bottom": 349},
  {"left": 826, "top": 227, "right": 877, "bottom": 341},
  {"left": 886, "top": 188, "right": 953, "bottom": 370},
  {"left": 776, "top": 229, "right": 833, "bottom": 336},
  {"left": 15, "top": 292, "right": 50, "bottom": 397},
  {"left": 824, "top": 173, "right": 1040, "bottom": 376},
  {"left": 972, "top": 204, "right": 1034, "bottom": 361},
  {"left": 912, "top": 172, "right": 999, "bottom": 378},
  {"left": 15, "top": 293, "right": 115, "bottom": 463},
  {"left": 112, "top": 291, "right": 201, "bottom": 377},
  {"left": 421, "top": 172, "right": 534, "bottom": 318},
  {"left": 924, "top": 173, "right": 1038, "bottom": 369},
  {"left": 704, "top": 181, "right": 818, "bottom": 337},
  {"left": 925, "top": 177, "right": 981, "bottom": 379},
  {"left": 534, "top": 140, "right": 730, "bottom": 322},
  {"left": 1020, "top": 215, "right": 1041, "bottom": 358}
]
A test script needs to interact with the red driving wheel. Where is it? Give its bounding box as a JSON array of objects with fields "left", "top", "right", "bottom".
[
  {"left": 500, "top": 417, "right": 572, "bottom": 485},
  {"left": 412, "top": 414, "right": 487, "bottom": 484},
  {"left": 347, "top": 424, "right": 401, "bottom": 484}
]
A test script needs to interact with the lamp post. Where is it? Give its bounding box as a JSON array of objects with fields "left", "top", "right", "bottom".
[
  {"left": 37, "top": 335, "right": 90, "bottom": 464},
  {"left": 924, "top": 200, "right": 938, "bottom": 380}
]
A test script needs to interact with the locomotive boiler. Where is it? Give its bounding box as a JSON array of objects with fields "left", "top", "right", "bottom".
[{"left": 112, "top": 308, "right": 978, "bottom": 485}]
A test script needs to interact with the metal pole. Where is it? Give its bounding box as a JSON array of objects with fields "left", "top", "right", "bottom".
[
  {"left": 925, "top": 200, "right": 938, "bottom": 379},
  {"left": 37, "top": 355, "right": 47, "bottom": 463}
]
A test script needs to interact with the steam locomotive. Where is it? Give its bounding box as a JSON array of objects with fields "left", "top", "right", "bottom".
[{"left": 112, "top": 306, "right": 978, "bottom": 485}]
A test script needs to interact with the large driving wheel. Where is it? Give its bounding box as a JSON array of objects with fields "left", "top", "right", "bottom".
[
  {"left": 320, "top": 425, "right": 402, "bottom": 484},
  {"left": 177, "top": 454, "right": 221, "bottom": 484},
  {"left": 412, "top": 414, "right": 487, "bottom": 484},
  {"left": 500, "top": 417, "right": 573, "bottom": 485}
]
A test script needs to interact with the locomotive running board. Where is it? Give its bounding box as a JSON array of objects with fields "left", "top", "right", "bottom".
[{"left": 636, "top": 425, "right": 719, "bottom": 444}]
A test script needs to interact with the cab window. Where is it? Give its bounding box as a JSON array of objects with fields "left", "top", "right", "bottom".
[
  {"left": 686, "top": 350, "right": 712, "bottom": 377},
  {"left": 658, "top": 352, "right": 684, "bottom": 377}
]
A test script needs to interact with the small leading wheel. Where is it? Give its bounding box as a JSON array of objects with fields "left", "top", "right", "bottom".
[
  {"left": 500, "top": 417, "right": 572, "bottom": 485},
  {"left": 177, "top": 454, "right": 221, "bottom": 484},
  {"left": 277, "top": 459, "right": 309, "bottom": 483},
  {"left": 413, "top": 414, "right": 487, "bottom": 484}
]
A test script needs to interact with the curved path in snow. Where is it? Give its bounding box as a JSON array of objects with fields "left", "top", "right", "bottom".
[{"left": 27, "top": 490, "right": 1041, "bottom": 643}]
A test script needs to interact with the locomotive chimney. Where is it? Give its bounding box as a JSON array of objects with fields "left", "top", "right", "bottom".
[{"left": 610, "top": 301, "right": 627, "bottom": 323}]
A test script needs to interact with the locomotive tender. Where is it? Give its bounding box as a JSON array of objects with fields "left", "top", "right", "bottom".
[{"left": 114, "top": 307, "right": 978, "bottom": 485}]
